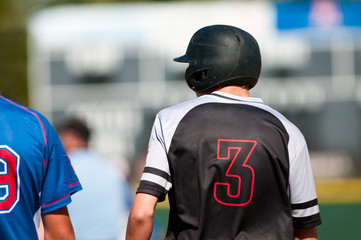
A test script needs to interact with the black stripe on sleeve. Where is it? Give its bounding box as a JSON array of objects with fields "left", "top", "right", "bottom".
[
  {"left": 293, "top": 213, "right": 322, "bottom": 228},
  {"left": 291, "top": 198, "right": 319, "bottom": 210},
  {"left": 144, "top": 166, "right": 172, "bottom": 182},
  {"left": 137, "top": 180, "right": 168, "bottom": 202}
]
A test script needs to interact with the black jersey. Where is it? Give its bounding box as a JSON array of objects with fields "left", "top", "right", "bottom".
[{"left": 137, "top": 91, "right": 321, "bottom": 240}]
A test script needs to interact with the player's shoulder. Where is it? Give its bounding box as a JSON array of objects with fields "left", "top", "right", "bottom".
[
  {"left": 264, "top": 106, "right": 309, "bottom": 162},
  {"left": 261, "top": 104, "right": 303, "bottom": 136},
  {"left": 1, "top": 95, "right": 52, "bottom": 129},
  {"left": 260, "top": 105, "right": 308, "bottom": 157},
  {"left": 1, "top": 95, "right": 36, "bottom": 116},
  {"left": 157, "top": 96, "right": 212, "bottom": 123}
]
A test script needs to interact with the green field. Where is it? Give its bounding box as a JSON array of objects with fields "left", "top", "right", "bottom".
[
  {"left": 316, "top": 178, "right": 361, "bottom": 239},
  {"left": 318, "top": 203, "right": 361, "bottom": 239},
  {"left": 153, "top": 178, "right": 361, "bottom": 239}
]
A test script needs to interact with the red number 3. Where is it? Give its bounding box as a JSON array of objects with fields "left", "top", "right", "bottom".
[
  {"left": 0, "top": 146, "right": 20, "bottom": 214},
  {"left": 214, "top": 139, "right": 257, "bottom": 207}
]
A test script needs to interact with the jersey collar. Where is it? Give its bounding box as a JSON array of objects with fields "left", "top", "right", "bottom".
[{"left": 211, "top": 91, "right": 264, "bottom": 104}]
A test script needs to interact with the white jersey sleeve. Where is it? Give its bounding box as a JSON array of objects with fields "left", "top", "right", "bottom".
[{"left": 137, "top": 114, "right": 172, "bottom": 201}]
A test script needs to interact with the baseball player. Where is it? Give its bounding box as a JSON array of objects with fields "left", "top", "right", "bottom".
[
  {"left": 0, "top": 95, "right": 82, "bottom": 239},
  {"left": 126, "top": 25, "right": 321, "bottom": 240},
  {"left": 57, "top": 117, "right": 133, "bottom": 239}
]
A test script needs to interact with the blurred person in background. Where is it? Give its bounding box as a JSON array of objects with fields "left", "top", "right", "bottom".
[
  {"left": 0, "top": 95, "right": 82, "bottom": 239},
  {"left": 126, "top": 25, "right": 321, "bottom": 240},
  {"left": 57, "top": 117, "right": 132, "bottom": 240}
]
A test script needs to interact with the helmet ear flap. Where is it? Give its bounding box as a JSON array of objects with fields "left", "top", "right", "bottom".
[
  {"left": 185, "top": 67, "right": 210, "bottom": 91},
  {"left": 185, "top": 66, "right": 207, "bottom": 82},
  {"left": 192, "top": 70, "right": 208, "bottom": 83}
]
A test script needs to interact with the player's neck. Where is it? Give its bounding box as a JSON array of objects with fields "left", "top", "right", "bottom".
[{"left": 216, "top": 85, "right": 250, "bottom": 97}]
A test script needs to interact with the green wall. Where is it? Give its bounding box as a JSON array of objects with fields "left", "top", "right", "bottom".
[
  {"left": 318, "top": 203, "right": 361, "bottom": 240},
  {"left": 154, "top": 203, "right": 361, "bottom": 240}
]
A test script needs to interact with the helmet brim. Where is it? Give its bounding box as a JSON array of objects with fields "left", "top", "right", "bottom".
[{"left": 173, "top": 55, "right": 189, "bottom": 63}]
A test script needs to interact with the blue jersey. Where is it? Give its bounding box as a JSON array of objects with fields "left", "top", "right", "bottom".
[{"left": 0, "top": 96, "right": 82, "bottom": 239}]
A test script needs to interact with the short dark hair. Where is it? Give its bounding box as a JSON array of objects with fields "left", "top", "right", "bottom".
[{"left": 57, "top": 117, "right": 91, "bottom": 143}]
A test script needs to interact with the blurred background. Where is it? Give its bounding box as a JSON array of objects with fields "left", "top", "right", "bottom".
[{"left": 1, "top": 0, "right": 361, "bottom": 239}]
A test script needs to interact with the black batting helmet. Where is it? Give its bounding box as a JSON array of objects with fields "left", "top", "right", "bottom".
[{"left": 174, "top": 25, "right": 261, "bottom": 93}]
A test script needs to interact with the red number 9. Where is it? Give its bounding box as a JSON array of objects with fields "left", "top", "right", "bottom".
[{"left": 0, "top": 146, "right": 20, "bottom": 214}]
